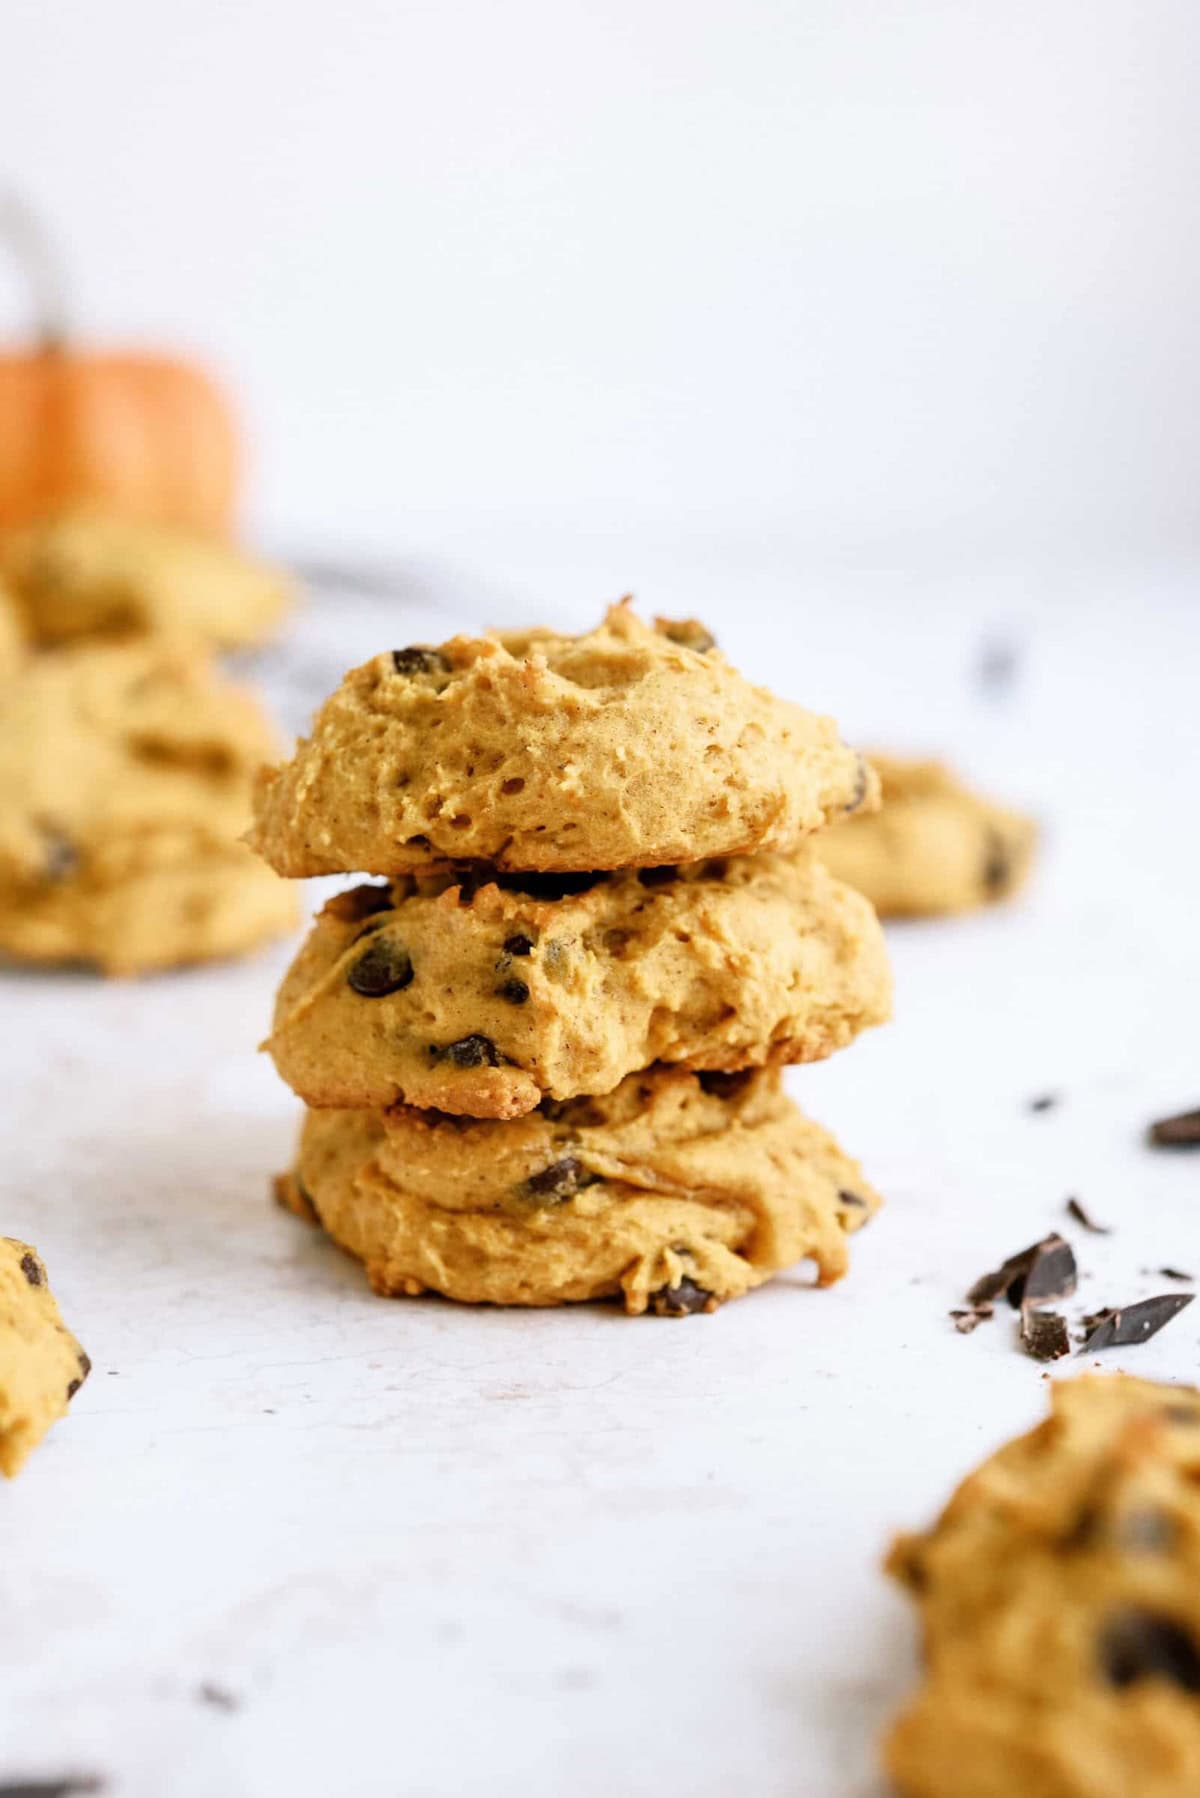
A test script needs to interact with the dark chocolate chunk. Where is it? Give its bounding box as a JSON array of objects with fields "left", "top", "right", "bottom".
[
  {"left": 650, "top": 1277, "right": 715, "bottom": 1317},
  {"left": 1020, "top": 1308, "right": 1070, "bottom": 1361},
  {"left": 503, "top": 933, "right": 535, "bottom": 957},
  {"left": 347, "top": 938, "right": 414, "bottom": 998},
  {"left": 19, "top": 1252, "right": 42, "bottom": 1287},
  {"left": 967, "top": 1234, "right": 1076, "bottom": 1310},
  {"left": 637, "top": 865, "right": 678, "bottom": 887},
  {"left": 1147, "top": 1107, "right": 1200, "bottom": 1148},
  {"left": 1099, "top": 1609, "right": 1200, "bottom": 1692},
  {"left": 1079, "top": 1293, "right": 1193, "bottom": 1352},
  {"left": 1066, "top": 1196, "right": 1110, "bottom": 1234},
  {"left": 390, "top": 646, "right": 449, "bottom": 676},
  {"left": 1028, "top": 1093, "right": 1058, "bottom": 1113},
  {"left": 444, "top": 1034, "right": 499, "bottom": 1068},
  {"left": 525, "top": 1157, "right": 591, "bottom": 1203},
  {"left": 496, "top": 977, "right": 530, "bottom": 1005},
  {"left": 981, "top": 829, "right": 1011, "bottom": 896},
  {"left": 658, "top": 618, "right": 716, "bottom": 653}
]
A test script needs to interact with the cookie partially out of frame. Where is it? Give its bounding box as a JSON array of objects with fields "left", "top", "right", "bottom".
[
  {"left": 821, "top": 753, "right": 1035, "bottom": 917},
  {"left": 249, "top": 601, "right": 877, "bottom": 877},
  {"left": 0, "top": 1238, "right": 91, "bottom": 1477},
  {"left": 276, "top": 1065, "right": 881, "bottom": 1314},
  {"left": 266, "top": 849, "right": 891, "bottom": 1118},
  {"left": 886, "top": 1375, "right": 1200, "bottom": 1798}
]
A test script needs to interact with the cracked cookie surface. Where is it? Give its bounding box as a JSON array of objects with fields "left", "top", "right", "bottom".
[
  {"left": 249, "top": 601, "right": 877, "bottom": 877},
  {"left": 821, "top": 753, "right": 1035, "bottom": 916},
  {"left": 266, "top": 850, "right": 891, "bottom": 1117},
  {"left": 2, "top": 506, "right": 290, "bottom": 649},
  {"left": 277, "top": 1065, "right": 880, "bottom": 1312},
  {"left": 0, "top": 640, "right": 295, "bottom": 972},
  {"left": 886, "top": 1374, "right": 1200, "bottom": 1798},
  {"left": 0, "top": 1238, "right": 91, "bottom": 1477}
]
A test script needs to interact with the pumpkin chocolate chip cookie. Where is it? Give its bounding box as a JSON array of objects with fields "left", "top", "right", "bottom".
[
  {"left": 249, "top": 601, "right": 878, "bottom": 877},
  {"left": 276, "top": 1065, "right": 880, "bottom": 1312},
  {"left": 0, "top": 640, "right": 296, "bottom": 973},
  {"left": 821, "top": 753, "right": 1035, "bottom": 917},
  {"left": 886, "top": 1375, "right": 1200, "bottom": 1798},
  {"left": 265, "top": 849, "right": 891, "bottom": 1117},
  {"left": 1, "top": 505, "right": 290, "bottom": 649},
  {"left": 0, "top": 1238, "right": 91, "bottom": 1477}
]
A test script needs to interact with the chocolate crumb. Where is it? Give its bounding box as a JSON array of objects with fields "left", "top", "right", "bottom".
[
  {"left": 1028, "top": 1093, "right": 1059, "bottom": 1114},
  {"left": 1021, "top": 1308, "right": 1070, "bottom": 1361},
  {"left": 1147, "top": 1107, "right": 1200, "bottom": 1148},
  {"left": 19, "top": 1253, "right": 42, "bottom": 1287},
  {"left": 1078, "top": 1293, "right": 1194, "bottom": 1353},
  {"left": 1066, "top": 1197, "right": 1110, "bottom": 1234},
  {"left": 196, "top": 1682, "right": 240, "bottom": 1712},
  {"left": 1099, "top": 1609, "right": 1200, "bottom": 1692},
  {"left": 650, "top": 1277, "right": 715, "bottom": 1317}
]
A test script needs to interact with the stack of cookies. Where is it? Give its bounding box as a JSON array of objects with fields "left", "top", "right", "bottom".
[{"left": 253, "top": 603, "right": 893, "bottom": 1316}]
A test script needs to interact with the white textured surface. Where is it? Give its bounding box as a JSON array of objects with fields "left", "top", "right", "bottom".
[{"left": 2, "top": 553, "right": 1198, "bottom": 1797}]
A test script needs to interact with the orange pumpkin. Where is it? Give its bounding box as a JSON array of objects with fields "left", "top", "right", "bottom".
[{"left": 0, "top": 201, "right": 240, "bottom": 536}]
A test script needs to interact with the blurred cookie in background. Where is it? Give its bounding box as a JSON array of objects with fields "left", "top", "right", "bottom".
[
  {"left": 1, "top": 506, "right": 291, "bottom": 651},
  {"left": 0, "top": 579, "right": 27, "bottom": 676},
  {"left": 821, "top": 752, "right": 1036, "bottom": 918},
  {"left": 0, "top": 639, "right": 296, "bottom": 974}
]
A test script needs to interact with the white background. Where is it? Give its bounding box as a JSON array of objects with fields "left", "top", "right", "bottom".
[{"left": 3, "top": 0, "right": 1199, "bottom": 563}]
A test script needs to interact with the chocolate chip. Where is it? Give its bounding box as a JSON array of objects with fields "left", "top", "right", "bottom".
[
  {"left": 1099, "top": 1609, "right": 1200, "bottom": 1692},
  {"left": 503, "top": 934, "right": 534, "bottom": 957},
  {"left": 526, "top": 1157, "right": 591, "bottom": 1203},
  {"left": 347, "top": 939, "right": 413, "bottom": 997},
  {"left": 1117, "top": 1509, "right": 1176, "bottom": 1553},
  {"left": 1066, "top": 1196, "right": 1110, "bottom": 1234},
  {"left": 444, "top": 1034, "right": 499, "bottom": 1068},
  {"left": 19, "top": 1252, "right": 42, "bottom": 1287},
  {"left": 1020, "top": 1308, "right": 1070, "bottom": 1361},
  {"left": 844, "top": 754, "right": 870, "bottom": 815},
  {"left": 496, "top": 977, "right": 530, "bottom": 1005},
  {"left": 659, "top": 619, "right": 716, "bottom": 653},
  {"left": 1148, "top": 1107, "right": 1200, "bottom": 1148},
  {"left": 981, "top": 829, "right": 1011, "bottom": 896},
  {"left": 650, "top": 1277, "right": 715, "bottom": 1317},
  {"left": 967, "top": 1234, "right": 1076, "bottom": 1311},
  {"left": 837, "top": 1189, "right": 868, "bottom": 1209},
  {"left": 1079, "top": 1293, "right": 1194, "bottom": 1352},
  {"left": 391, "top": 646, "right": 449, "bottom": 676},
  {"left": 637, "top": 866, "right": 678, "bottom": 886},
  {"left": 40, "top": 830, "right": 78, "bottom": 883},
  {"left": 66, "top": 1350, "right": 92, "bottom": 1401}
]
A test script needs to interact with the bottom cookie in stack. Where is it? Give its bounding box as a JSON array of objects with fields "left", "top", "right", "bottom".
[{"left": 276, "top": 1065, "right": 879, "bottom": 1315}]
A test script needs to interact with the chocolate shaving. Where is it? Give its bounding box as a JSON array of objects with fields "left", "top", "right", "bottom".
[
  {"left": 1079, "top": 1293, "right": 1194, "bottom": 1353},
  {"left": 967, "top": 1233, "right": 1076, "bottom": 1310},
  {"left": 1147, "top": 1107, "right": 1200, "bottom": 1148},
  {"left": 1066, "top": 1197, "right": 1110, "bottom": 1235},
  {"left": 1021, "top": 1308, "right": 1070, "bottom": 1361}
]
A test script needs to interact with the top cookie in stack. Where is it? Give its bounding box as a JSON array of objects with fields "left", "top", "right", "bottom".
[{"left": 257, "top": 603, "right": 892, "bottom": 1316}]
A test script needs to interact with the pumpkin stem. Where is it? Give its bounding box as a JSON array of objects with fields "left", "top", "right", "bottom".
[{"left": 0, "top": 192, "right": 69, "bottom": 351}]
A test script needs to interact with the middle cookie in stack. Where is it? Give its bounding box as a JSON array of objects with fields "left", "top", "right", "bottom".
[{"left": 253, "top": 602, "right": 892, "bottom": 1315}]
